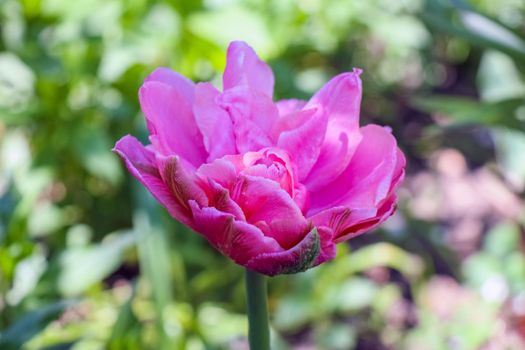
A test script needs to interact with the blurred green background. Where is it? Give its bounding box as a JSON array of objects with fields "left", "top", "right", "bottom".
[{"left": 1, "top": 0, "right": 525, "bottom": 349}]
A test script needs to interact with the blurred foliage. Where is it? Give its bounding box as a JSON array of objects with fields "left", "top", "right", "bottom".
[{"left": 1, "top": 0, "right": 525, "bottom": 349}]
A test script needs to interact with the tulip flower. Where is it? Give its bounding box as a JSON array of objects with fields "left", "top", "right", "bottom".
[{"left": 114, "top": 41, "right": 405, "bottom": 349}]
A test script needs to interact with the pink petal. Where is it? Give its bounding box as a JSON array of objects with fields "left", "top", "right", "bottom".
[
  {"left": 155, "top": 153, "right": 209, "bottom": 216},
  {"left": 144, "top": 67, "right": 194, "bottom": 104},
  {"left": 276, "top": 105, "right": 328, "bottom": 180},
  {"left": 391, "top": 148, "right": 407, "bottom": 191},
  {"left": 293, "top": 183, "right": 309, "bottom": 214},
  {"left": 336, "top": 193, "right": 398, "bottom": 242},
  {"left": 196, "top": 156, "right": 239, "bottom": 189},
  {"left": 203, "top": 178, "right": 246, "bottom": 221},
  {"left": 223, "top": 41, "right": 274, "bottom": 97},
  {"left": 193, "top": 83, "right": 237, "bottom": 161},
  {"left": 139, "top": 81, "right": 207, "bottom": 166},
  {"left": 275, "top": 99, "right": 306, "bottom": 117},
  {"left": 235, "top": 175, "right": 309, "bottom": 250},
  {"left": 189, "top": 201, "right": 283, "bottom": 265},
  {"left": 307, "top": 125, "right": 406, "bottom": 242},
  {"left": 308, "top": 124, "right": 400, "bottom": 215},
  {"left": 245, "top": 227, "right": 321, "bottom": 276},
  {"left": 113, "top": 135, "right": 191, "bottom": 225},
  {"left": 309, "top": 206, "right": 377, "bottom": 240},
  {"left": 315, "top": 226, "right": 337, "bottom": 264},
  {"left": 218, "top": 87, "right": 277, "bottom": 153},
  {"left": 304, "top": 69, "right": 364, "bottom": 191},
  {"left": 239, "top": 148, "right": 296, "bottom": 197}
]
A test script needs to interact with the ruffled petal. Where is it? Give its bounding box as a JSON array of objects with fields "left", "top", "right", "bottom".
[
  {"left": 324, "top": 193, "right": 398, "bottom": 243},
  {"left": 308, "top": 124, "right": 400, "bottom": 214},
  {"left": 189, "top": 201, "right": 283, "bottom": 265},
  {"left": 307, "top": 125, "right": 405, "bottom": 242},
  {"left": 218, "top": 87, "right": 278, "bottom": 153},
  {"left": 196, "top": 156, "right": 239, "bottom": 189},
  {"left": 341, "top": 193, "right": 398, "bottom": 241},
  {"left": 202, "top": 178, "right": 246, "bottom": 221},
  {"left": 276, "top": 105, "right": 327, "bottom": 180},
  {"left": 275, "top": 99, "right": 306, "bottom": 117},
  {"left": 155, "top": 154, "right": 209, "bottom": 216},
  {"left": 312, "top": 226, "right": 337, "bottom": 266},
  {"left": 193, "top": 83, "right": 237, "bottom": 161},
  {"left": 223, "top": 41, "right": 274, "bottom": 97},
  {"left": 235, "top": 175, "right": 309, "bottom": 250},
  {"left": 239, "top": 148, "right": 295, "bottom": 197},
  {"left": 392, "top": 148, "right": 407, "bottom": 191},
  {"left": 245, "top": 227, "right": 321, "bottom": 276},
  {"left": 304, "top": 69, "right": 364, "bottom": 191},
  {"left": 309, "top": 206, "right": 377, "bottom": 241},
  {"left": 144, "top": 67, "right": 194, "bottom": 103},
  {"left": 139, "top": 80, "right": 207, "bottom": 166},
  {"left": 113, "top": 135, "right": 191, "bottom": 225}
]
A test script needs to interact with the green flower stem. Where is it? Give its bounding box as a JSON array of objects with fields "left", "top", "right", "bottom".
[{"left": 245, "top": 269, "right": 270, "bottom": 350}]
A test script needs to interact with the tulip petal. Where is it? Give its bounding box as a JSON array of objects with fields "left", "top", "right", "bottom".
[
  {"left": 392, "top": 148, "right": 407, "bottom": 191},
  {"left": 204, "top": 179, "right": 246, "bottom": 221},
  {"left": 313, "top": 226, "right": 337, "bottom": 265},
  {"left": 189, "top": 201, "right": 283, "bottom": 265},
  {"left": 275, "top": 99, "right": 306, "bottom": 117},
  {"left": 196, "top": 156, "right": 239, "bottom": 189},
  {"left": 223, "top": 41, "right": 274, "bottom": 97},
  {"left": 336, "top": 193, "right": 398, "bottom": 242},
  {"left": 139, "top": 81, "right": 207, "bottom": 166},
  {"left": 155, "top": 154, "right": 208, "bottom": 216},
  {"left": 316, "top": 192, "right": 398, "bottom": 243},
  {"left": 308, "top": 125, "right": 405, "bottom": 242},
  {"left": 144, "top": 67, "right": 194, "bottom": 103},
  {"left": 245, "top": 227, "right": 321, "bottom": 276},
  {"left": 308, "top": 124, "right": 400, "bottom": 214},
  {"left": 235, "top": 175, "right": 309, "bottom": 250},
  {"left": 309, "top": 206, "right": 377, "bottom": 241},
  {"left": 113, "top": 135, "right": 191, "bottom": 225},
  {"left": 304, "top": 69, "right": 364, "bottom": 190},
  {"left": 276, "top": 105, "right": 327, "bottom": 180},
  {"left": 193, "top": 83, "right": 237, "bottom": 161},
  {"left": 218, "top": 87, "right": 277, "bottom": 153}
]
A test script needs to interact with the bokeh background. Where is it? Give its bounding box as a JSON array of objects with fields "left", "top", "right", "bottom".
[{"left": 1, "top": 0, "right": 525, "bottom": 349}]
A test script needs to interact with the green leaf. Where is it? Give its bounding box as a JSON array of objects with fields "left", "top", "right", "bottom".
[
  {"left": 72, "top": 125, "right": 123, "bottom": 185},
  {"left": 477, "top": 51, "right": 525, "bottom": 102},
  {"left": 322, "top": 277, "right": 378, "bottom": 313},
  {"left": 58, "top": 231, "right": 134, "bottom": 296},
  {"left": 412, "top": 95, "right": 525, "bottom": 130},
  {"left": 462, "top": 253, "right": 502, "bottom": 291},
  {"left": 0, "top": 301, "right": 73, "bottom": 350},
  {"left": 493, "top": 128, "right": 525, "bottom": 190},
  {"left": 483, "top": 222, "right": 520, "bottom": 258},
  {"left": 314, "top": 322, "right": 356, "bottom": 350},
  {"left": 132, "top": 184, "right": 178, "bottom": 349},
  {"left": 422, "top": 0, "right": 525, "bottom": 64},
  {"left": 187, "top": 6, "right": 276, "bottom": 57},
  {"left": 343, "top": 242, "right": 424, "bottom": 279},
  {"left": 41, "top": 342, "right": 77, "bottom": 350},
  {"left": 108, "top": 283, "right": 142, "bottom": 350}
]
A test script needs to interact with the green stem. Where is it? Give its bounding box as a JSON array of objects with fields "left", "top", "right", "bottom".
[{"left": 245, "top": 269, "right": 270, "bottom": 350}]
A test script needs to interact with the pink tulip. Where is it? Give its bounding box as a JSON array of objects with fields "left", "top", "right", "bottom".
[{"left": 114, "top": 41, "right": 405, "bottom": 276}]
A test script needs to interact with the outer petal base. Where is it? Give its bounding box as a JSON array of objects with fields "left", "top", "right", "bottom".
[{"left": 245, "top": 227, "right": 321, "bottom": 276}]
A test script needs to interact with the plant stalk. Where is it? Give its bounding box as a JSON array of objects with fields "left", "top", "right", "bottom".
[{"left": 245, "top": 269, "right": 270, "bottom": 350}]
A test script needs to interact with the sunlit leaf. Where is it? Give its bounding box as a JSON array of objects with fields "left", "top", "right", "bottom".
[{"left": 58, "top": 232, "right": 134, "bottom": 296}]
